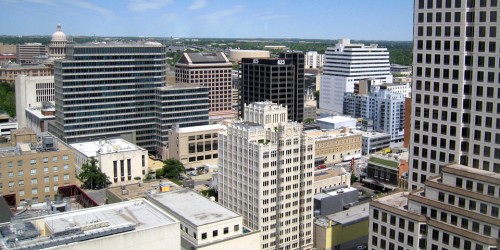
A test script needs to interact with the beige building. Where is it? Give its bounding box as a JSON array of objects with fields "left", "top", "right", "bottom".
[
  {"left": 0, "top": 63, "right": 52, "bottom": 83},
  {"left": 16, "top": 43, "right": 47, "bottom": 65},
  {"left": 314, "top": 168, "right": 351, "bottom": 194},
  {"left": 168, "top": 124, "right": 225, "bottom": 168},
  {"left": 227, "top": 49, "right": 270, "bottom": 62},
  {"left": 305, "top": 128, "right": 362, "bottom": 164},
  {"left": 175, "top": 52, "right": 236, "bottom": 120},
  {"left": 0, "top": 128, "right": 75, "bottom": 206}
]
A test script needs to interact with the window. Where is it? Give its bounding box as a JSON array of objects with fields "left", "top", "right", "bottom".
[
  {"left": 18, "top": 170, "right": 24, "bottom": 176},
  {"left": 44, "top": 167, "right": 48, "bottom": 173},
  {"left": 63, "top": 174, "right": 70, "bottom": 181},
  {"left": 212, "top": 230, "right": 218, "bottom": 237},
  {"left": 43, "top": 157, "right": 48, "bottom": 163},
  {"left": 53, "top": 166, "right": 59, "bottom": 172},
  {"left": 53, "top": 175, "right": 59, "bottom": 182},
  {"left": 30, "top": 168, "right": 36, "bottom": 175},
  {"left": 224, "top": 227, "right": 229, "bottom": 234},
  {"left": 31, "top": 178, "right": 37, "bottom": 185},
  {"left": 30, "top": 159, "right": 36, "bottom": 165},
  {"left": 62, "top": 155, "right": 69, "bottom": 161},
  {"left": 19, "top": 190, "right": 25, "bottom": 196},
  {"left": 234, "top": 224, "right": 239, "bottom": 232},
  {"left": 201, "top": 233, "right": 207, "bottom": 239},
  {"left": 32, "top": 188, "right": 38, "bottom": 195},
  {"left": 53, "top": 156, "right": 58, "bottom": 162}
]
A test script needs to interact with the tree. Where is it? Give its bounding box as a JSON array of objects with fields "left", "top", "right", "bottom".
[
  {"left": 160, "top": 158, "right": 186, "bottom": 180},
  {"left": 351, "top": 173, "right": 358, "bottom": 184},
  {"left": 79, "top": 157, "right": 109, "bottom": 189}
]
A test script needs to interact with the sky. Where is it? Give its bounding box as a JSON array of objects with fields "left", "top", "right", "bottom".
[{"left": 0, "top": 0, "right": 413, "bottom": 40}]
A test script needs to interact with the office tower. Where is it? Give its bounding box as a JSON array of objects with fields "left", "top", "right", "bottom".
[
  {"left": 175, "top": 52, "right": 236, "bottom": 120},
  {"left": 343, "top": 83, "right": 407, "bottom": 145},
  {"left": 49, "top": 23, "right": 67, "bottom": 59},
  {"left": 320, "top": 38, "right": 392, "bottom": 113},
  {"left": 16, "top": 43, "right": 47, "bottom": 65},
  {"left": 15, "top": 75, "right": 55, "bottom": 128},
  {"left": 280, "top": 51, "right": 306, "bottom": 122},
  {"left": 240, "top": 55, "right": 305, "bottom": 122},
  {"left": 369, "top": 164, "right": 499, "bottom": 250},
  {"left": 218, "top": 102, "right": 315, "bottom": 250},
  {"left": 409, "top": 0, "right": 500, "bottom": 189},
  {"left": 304, "top": 51, "right": 325, "bottom": 69},
  {"left": 48, "top": 43, "right": 209, "bottom": 153}
]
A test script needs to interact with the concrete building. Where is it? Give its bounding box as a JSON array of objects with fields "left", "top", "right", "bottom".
[
  {"left": 16, "top": 43, "right": 46, "bottom": 65},
  {"left": 168, "top": 124, "right": 225, "bottom": 168},
  {"left": 390, "top": 64, "right": 412, "bottom": 76},
  {"left": 228, "top": 49, "right": 270, "bottom": 62},
  {"left": 314, "top": 203, "right": 369, "bottom": 250},
  {"left": 240, "top": 53, "right": 305, "bottom": 122},
  {"left": 304, "top": 89, "right": 317, "bottom": 121},
  {"left": 49, "top": 23, "right": 67, "bottom": 59},
  {"left": 409, "top": 0, "right": 500, "bottom": 189},
  {"left": 369, "top": 164, "right": 499, "bottom": 250},
  {"left": 25, "top": 102, "right": 55, "bottom": 134},
  {"left": 305, "top": 51, "right": 325, "bottom": 69},
  {"left": 320, "top": 38, "right": 392, "bottom": 113},
  {"left": 343, "top": 84, "right": 406, "bottom": 145},
  {"left": 70, "top": 138, "right": 148, "bottom": 186},
  {"left": 357, "top": 131, "right": 391, "bottom": 155},
  {"left": 403, "top": 97, "right": 411, "bottom": 148},
  {"left": 15, "top": 75, "right": 55, "bottom": 128},
  {"left": 305, "top": 128, "right": 362, "bottom": 164},
  {"left": 0, "top": 128, "right": 75, "bottom": 206},
  {"left": 316, "top": 115, "right": 357, "bottom": 130},
  {"left": 0, "top": 114, "right": 17, "bottom": 140},
  {"left": 0, "top": 63, "right": 52, "bottom": 83},
  {"left": 363, "top": 150, "right": 409, "bottom": 191},
  {"left": 218, "top": 102, "right": 315, "bottom": 250},
  {"left": 314, "top": 168, "right": 351, "bottom": 194},
  {"left": 314, "top": 186, "right": 359, "bottom": 216},
  {"left": 175, "top": 52, "right": 236, "bottom": 120},
  {"left": 0, "top": 199, "right": 181, "bottom": 250},
  {"left": 147, "top": 189, "right": 261, "bottom": 250},
  {"left": 48, "top": 43, "right": 209, "bottom": 153}
]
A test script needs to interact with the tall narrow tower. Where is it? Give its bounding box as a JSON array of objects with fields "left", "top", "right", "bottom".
[
  {"left": 218, "top": 101, "right": 315, "bottom": 250},
  {"left": 409, "top": 0, "right": 500, "bottom": 189}
]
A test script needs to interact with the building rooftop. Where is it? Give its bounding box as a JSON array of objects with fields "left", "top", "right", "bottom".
[
  {"left": 0, "top": 199, "right": 177, "bottom": 249},
  {"left": 157, "top": 83, "right": 208, "bottom": 90},
  {"left": 305, "top": 128, "right": 361, "bottom": 141},
  {"left": 173, "top": 124, "right": 225, "bottom": 134},
  {"left": 314, "top": 168, "right": 347, "bottom": 181},
  {"left": 179, "top": 52, "right": 231, "bottom": 64},
  {"left": 368, "top": 152, "right": 408, "bottom": 168},
  {"left": 444, "top": 164, "right": 500, "bottom": 182},
  {"left": 326, "top": 202, "right": 369, "bottom": 226},
  {"left": 147, "top": 189, "right": 240, "bottom": 227},
  {"left": 315, "top": 186, "right": 358, "bottom": 200},
  {"left": 70, "top": 138, "right": 145, "bottom": 158},
  {"left": 373, "top": 192, "right": 409, "bottom": 210},
  {"left": 316, "top": 115, "right": 357, "bottom": 124},
  {"left": 25, "top": 107, "right": 55, "bottom": 119},
  {"left": 354, "top": 130, "right": 391, "bottom": 138}
]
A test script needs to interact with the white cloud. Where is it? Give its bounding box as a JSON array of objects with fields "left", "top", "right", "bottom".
[
  {"left": 127, "top": 0, "right": 174, "bottom": 12},
  {"left": 188, "top": 0, "right": 207, "bottom": 10},
  {"left": 63, "top": 0, "right": 115, "bottom": 18},
  {"left": 198, "top": 5, "right": 243, "bottom": 21}
]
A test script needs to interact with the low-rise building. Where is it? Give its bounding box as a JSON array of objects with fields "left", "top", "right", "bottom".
[
  {"left": 314, "top": 168, "right": 351, "bottom": 194},
  {"left": 314, "top": 203, "right": 370, "bottom": 250},
  {"left": 70, "top": 139, "right": 148, "bottom": 186},
  {"left": 0, "top": 63, "right": 52, "bottom": 83},
  {"left": 0, "top": 199, "right": 181, "bottom": 250},
  {"left": 0, "top": 128, "right": 75, "bottom": 206},
  {"left": 0, "top": 114, "right": 17, "bottom": 140},
  {"left": 357, "top": 131, "right": 391, "bottom": 155},
  {"left": 363, "top": 151, "right": 409, "bottom": 191},
  {"left": 390, "top": 64, "right": 412, "bottom": 76},
  {"left": 25, "top": 102, "right": 55, "bottom": 134},
  {"left": 147, "top": 188, "right": 261, "bottom": 250},
  {"left": 305, "top": 128, "right": 362, "bottom": 164},
  {"left": 316, "top": 115, "right": 357, "bottom": 130},
  {"left": 314, "top": 186, "right": 359, "bottom": 216},
  {"left": 168, "top": 124, "right": 224, "bottom": 168}
]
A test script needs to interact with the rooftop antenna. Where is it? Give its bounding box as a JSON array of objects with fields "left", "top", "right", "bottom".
[{"left": 94, "top": 33, "right": 97, "bottom": 43}]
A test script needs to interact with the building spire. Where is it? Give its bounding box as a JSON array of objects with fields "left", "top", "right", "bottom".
[{"left": 57, "top": 22, "right": 61, "bottom": 31}]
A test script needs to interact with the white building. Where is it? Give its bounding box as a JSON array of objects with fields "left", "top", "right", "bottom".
[
  {"left": 0, "top": 199, "right": 181, "bottom": 250},
  {"left": 355, "top": 130, "right": 391, "bottom": 155},
  {"left": 305, "top": 51, "right": 325, "bottom": 69},
  {"left": 49, "top": 22, "right": 67, "bottom": 59},
  {"left": 147, "top": 189, "right": 261, "bottom": 250},
  {"left": 409, "top": 0, "right": 500, "bottom": 189},
  {"left": 25, "top": 102, "right": 55, "bottom": 134},
  {"left": 218, "top": 101, "right": 315, "bottom": 250},
  {"left": 320, "top": 38, "right": 392, "bottom": 113},
  {"left": 14, "top": 75, "right": 55, "bottom": 128},
  {"left": 344, "top": 85, "right": 406, "bottom": 145},
  {"left": 390, "top": 64, "right": 412, "bottom": 76},
  {"left": 70, "top": 138, "right": 148, "bottom": 186},
  {"left": 316, "top": 115, "right": 357, "bottom": 130},
  {"left": 369, "top": 164, "right": 499, "bottom": 250}
]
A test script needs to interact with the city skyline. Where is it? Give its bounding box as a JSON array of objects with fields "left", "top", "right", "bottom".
[{"left": 0, "top": 0, "right": 413, "bottom": 40}]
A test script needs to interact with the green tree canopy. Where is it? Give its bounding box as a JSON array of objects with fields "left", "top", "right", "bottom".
[
  {"left": 160, "top": 158, "right": 186, "bottom": 180},
  {"left": 79, "top": 157, "right": 109, "bottom": 189},
  {"left": 0, "top": 82, "right": 16, "bottom": 118}
]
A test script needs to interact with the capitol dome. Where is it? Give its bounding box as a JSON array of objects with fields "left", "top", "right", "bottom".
[{"left": 51, "top": 23, "right": 67, "bottom": 42}]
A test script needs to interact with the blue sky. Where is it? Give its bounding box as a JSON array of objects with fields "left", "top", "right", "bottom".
[{"left": 0, "top": 0, "right": 413, "bottom": 40}]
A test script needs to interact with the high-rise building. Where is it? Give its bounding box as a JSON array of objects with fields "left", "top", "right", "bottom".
[
  {"left": 218, "top": 102, "right": 315, "bottom": 250},
  {"left": 48, "top": 44, "right": 209, "bottom": 153},
  {"left": 320, "top": 39, "right": 392, "bottom": 113},
  {"left": 369, "top": 164, "right": 499, "bottom": 250},
  {"left": 304, "top": 51, "right": 325, "bottom": 69},
  {"left": 175, "top": 52, "right": 236, "bottom": 120},
  {"left": 16, "top": 43, "right": 47, "bottom": 65},
  {"left": 409, "top": 0, "right": 500, "bottom": 189},
  {"left": 240, "top": 54, "right": 305, "bottom": 122},
  {"left": 344, "top": 83, "right": 407, "bottom": 145}
]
